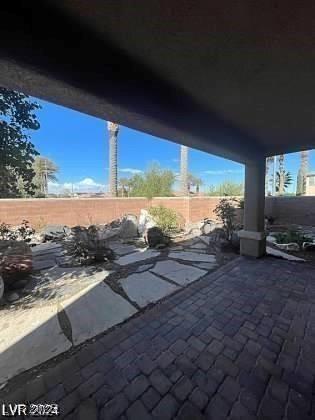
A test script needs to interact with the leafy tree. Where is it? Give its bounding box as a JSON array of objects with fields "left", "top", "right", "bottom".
[
  {"left": 275, "top": 170, "right": 292, "bottom": 193},
  {"left": 208, "top": 181, "right": 244, "bottom": 196},
  {"left": 0, "top": 88, "right": 41, "bottom": 197},
  {"left": 32, "top": 156, "right": 58, "bottom": 196},
  {"left": 129, "top": 163, "right": 175, "bottom": 199}
]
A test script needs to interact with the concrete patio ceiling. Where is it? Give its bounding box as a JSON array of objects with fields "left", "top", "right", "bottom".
[{"left": 1, "top": 1, "right": 315, "bottom": 162}]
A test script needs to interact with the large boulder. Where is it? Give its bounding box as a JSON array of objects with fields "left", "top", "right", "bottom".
[
  {"left": 303, "top": 241, "right": 315, "bottom": 251},
  {"left": 119, "top": 215, "right": 138, "bottom": 239},
  {"left": 0, "top": 240, "right": 32, "bottom": 289},
  {"left": 0, "top": 276, "right": 3, "bottom": 300},
  {"left": 138, "top": 209, "right": 156, "bottom": 236},
  {"left": 146, "top": 227, "right": 169, "bottom": 248},
  {"left": 40, "top": 224, "right": 71, "bottom": 241},
  {"left": 276, "top": 242, "right": 300, "bottom": 252}
]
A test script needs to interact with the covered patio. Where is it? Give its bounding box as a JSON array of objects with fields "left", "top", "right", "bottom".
[
  {"left": 1, "top": 2, "right": 315, "bottom": 418},
  {"left": 1, "top": 256, "right": 314, "bottom": 418}
]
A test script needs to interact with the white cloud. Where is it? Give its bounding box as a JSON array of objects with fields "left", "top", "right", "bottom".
[
  {"left": 78, "top": 177, "right": 98, "bottom": 186},
  {"left": 204, "top": 169, "right": 244, "bottom": 175},
  {"left": 119, "top": 168, "right": 143, "bottom": 174},
  {"left": 48, "top": 178, "right": 107, "bottom": 194}
]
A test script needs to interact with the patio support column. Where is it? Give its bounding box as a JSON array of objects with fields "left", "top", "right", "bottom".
[{"left": 239, "top": 158, "right": 266, "bottom": 257}]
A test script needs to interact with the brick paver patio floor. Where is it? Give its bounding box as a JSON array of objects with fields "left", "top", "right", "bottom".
[{"left": 2, "top": 256, "right": 315, "bottom": 419}]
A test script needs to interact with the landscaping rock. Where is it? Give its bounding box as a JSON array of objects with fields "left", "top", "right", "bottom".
[
  {"left": 119, "top": 215, "right": 138, "bottom": 239},
  {"left": 10, "top": 279, "right": 29, "bottom": 290},
  {"left": 138, "top": 209, "right": 156, "bottom": 236},
  {"left": 6, "top": 292, "right": 19, "bottom": 303},
  {"left": 186, "top": 221, "right": 204, "bottom": 236},
  {"left": 303, "top": 242, "right": 315, "bottom": 251},
  {"left": 40, "top": 224, "right": 70, "bottom": 241},
  {"left": 0, "top": 276, "right": 3, "bottom": 300},
  {"left": 266, "top": 235, "right": 277, "bottom": 244},
  {"left": 201, "top": 221, "right": 216, "bottom": 235},
  {"left": 276, "top": 242, "right": 300, "bottom": 252},
  {"left": 146, "top": 227, "right": 169, "bottom": 248}
]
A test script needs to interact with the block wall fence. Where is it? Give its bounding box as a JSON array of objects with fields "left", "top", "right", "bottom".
[{"left": 0, "top": 196, "right": 314, "bottom": 228}]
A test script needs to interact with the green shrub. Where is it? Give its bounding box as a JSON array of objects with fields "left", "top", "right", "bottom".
[
  {"left": 274, "top": 230, "right": 311, "bottom": 250},
  {"left": 148, "top": 205, "right": 180, "bottom": 235},
  {"left": 214, "top": 198, "right": 239, "bottom": 241}
]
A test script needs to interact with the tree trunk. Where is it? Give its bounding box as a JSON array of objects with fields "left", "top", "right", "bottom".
[
  {"left": 108, "top": 122, "right": 119, "bottom": 197},
  {"left": 296, "top": 150, "right": 309, "bottom": 195},
  {"left": 180, "top": 145, "right": 189, "bottom": 195},
  {"left": 278, "top": 154, "right": 285, "bottom": 196}
]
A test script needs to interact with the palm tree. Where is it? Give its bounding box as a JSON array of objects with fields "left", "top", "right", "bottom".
[
  {"left": 296, "top": 150, "right": 309, "bottom": 195},
  {"left": 277, "top": 154, "right": 285, "bottom": 195},
  {"left": 107, "top": 121, "right": 119, "bottom": 196},
  {"left": 32, "top": 156, "right": 58, "bottom": 196},
  {"left": 265, "top": 157, "right": 274, "bottom": 196},
  {"left": 276, "top": 170, "right": 292, "bottom": 193},
  {"left": 180, "top": 145, "right": 189, "bottom": 195}
]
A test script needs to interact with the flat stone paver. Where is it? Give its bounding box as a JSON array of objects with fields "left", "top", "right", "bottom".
[
  {"left": 169, "top": 251, "right": 217, "bottom": 263},
  {"left": 32, "top": 259, "right": 57, "bottom": 270},
  {"left": 2, "top": 256, "right": 315, "bottom": 420},
  {"left": 151, "top": 260, "right": 207, "bottom": 286},
  {"left": 192, "top": 262, "right": 218, "bottom": 270},
  {"left": 32, "top": 242, "right": 63, "bottom": 255},
  {"left": 107, "top": 242, "right": 138, "bottom": 256},
  {"left": 116, "top": 249, "right": 160, "bottom": 266},
  {"left": 199, "top": 235, "right": 211, "bottom": 245},
  {"left": 189, "top": 242, "right": 208, "bottom": 249},
  {"left": 0, "top": 305, "right": 71, "bottom": 383},
  {"left": 61, "top": 282, "right": 137, "bottom": 345},
  {"left": 119, "top": 271, "right": 179, "bottom": 307}
]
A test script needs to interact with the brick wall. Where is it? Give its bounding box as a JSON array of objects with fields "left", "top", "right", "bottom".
[
  {"left": 0, "top": 196, "right": 314, "bottom": 228},
  {"left": 266, "top": 196, "right": 315, "bottom": 225}
]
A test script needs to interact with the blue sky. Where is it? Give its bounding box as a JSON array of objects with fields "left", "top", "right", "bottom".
[{"left": 31, "top": 98, "right": 314, "bottom": 194}]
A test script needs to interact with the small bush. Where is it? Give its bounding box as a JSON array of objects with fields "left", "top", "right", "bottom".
[
  {"left": 149, "top": 205, "right": 180, "bottom": 235},
  {"left": 0, "top": 222, "right": 17, "bottom": 241},
  {"left": 0, "top": 220, "right": 34, "bottom": 242},
  {"left": 214, "top": 198, "right": 239, "bottom": 242}
]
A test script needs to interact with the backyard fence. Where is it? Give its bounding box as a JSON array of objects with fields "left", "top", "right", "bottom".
[{"left": 0, "top": 196, "right": 314, "bottom": 227}]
